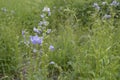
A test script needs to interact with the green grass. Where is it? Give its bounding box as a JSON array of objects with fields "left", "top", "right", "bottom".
[{"left": 0, "top": 0, "right": 120, "bottom": 80}]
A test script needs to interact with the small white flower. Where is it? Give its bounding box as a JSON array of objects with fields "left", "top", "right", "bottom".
[
  {"left": 46, "top": 29, "right": 51, "bottom": 34},
  {"left": 102, "top": 2, "right": 107, "bottom": 5},
  {"left": 93, "top": 3, "right": 99, "bottom": 7},
  {"left": 38, "top": 21, "right": 43, "bottom": 26},
  {"left": 49, "top": 61, "right": 55, "bottom": 65},
  {"left": 43, "top": 20, "right": 49, "bottom": 26},
  {"left": 33, "top": 49, "right": 37, "bottom": 53},
  {"left": 38, "top": 21, "right": 49, "bottom": 26},
  {"left": 24, "top": 41, "right": 30, "bottom": 46},
  {"left": 42, "top": 7, "right": 50, "bottom": 12},
  {"left": 103, "top": 14, "right": 111, "bottom": 19},
  {"left": 96, "top": 6, "right": 100, "bottom": 10},
  {"left": 40, "top": 14, "right": 45, "bottom": 18},
  {"left": 42, "top": 7, "right": 51, "bottom": 16},
  {"left": 33, "top": 27, "right": 41, "bottom": 34}
]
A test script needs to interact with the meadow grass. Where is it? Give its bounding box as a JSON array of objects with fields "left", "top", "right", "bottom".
[{"left": 0, "top": 0, "right": 120, "bottom": 80}]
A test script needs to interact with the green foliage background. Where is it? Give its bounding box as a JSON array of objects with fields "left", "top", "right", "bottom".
[{"left": 0, "top": 0, "right": 120, "bottom": 80}]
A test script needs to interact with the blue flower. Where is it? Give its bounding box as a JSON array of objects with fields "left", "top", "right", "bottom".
[
  {"left": 49, "top": 45, "right": 54, "bottom": 51},
  {"left": 30, "top": 35, "right": 43, "bottom": 45}
]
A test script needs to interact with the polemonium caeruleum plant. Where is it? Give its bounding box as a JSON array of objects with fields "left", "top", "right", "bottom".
[
  {"left": 22, "top": 6, "right": 54, "bottom": 51},
  {"left": 21, "top": 6, "right": 54, "bottom": 79}
]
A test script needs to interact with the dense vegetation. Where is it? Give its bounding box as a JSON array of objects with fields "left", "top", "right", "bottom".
[{"left": 0, "top": 0, "right": 120, "bottom": 80}]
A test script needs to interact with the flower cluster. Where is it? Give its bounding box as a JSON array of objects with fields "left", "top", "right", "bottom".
[
  {"left": 22, "top": 6, "right": 54, "bottom": 53},
  {"left": 30, "top": 35, "right": 43, "bottom": 45},
  {"left": 29, "top": 7, "right": 51, "bottom": 45},
  {"left": 93, "top": 0, "right": 119, "bottom": 10},
  {"left": 93, "top": 0, "right": 120, "bottom": 19},
  {"left": 110, "top": 0, "right": 119, "bottom": 6}
]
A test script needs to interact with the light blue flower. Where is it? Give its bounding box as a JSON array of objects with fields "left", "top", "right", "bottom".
[
  {"left": 30, "top": 35, "right": 43, "bottom": 45},
  {"left": 33, "top": 27, "right": 41, "bottom": 34},
  {"left": 103, "top": 14, "right": 111, "bottom": 19},
  {"left": 22, "top": 30, "right": 25, "bottom": 35},
  {"left": 49, "top": 45, "right": 54, "bottom": 51},
  {"left": 93, "top": 3, "right": 100, "bottom": 10}
]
